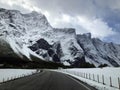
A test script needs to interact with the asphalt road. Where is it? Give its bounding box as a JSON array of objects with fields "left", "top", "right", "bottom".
[{"left": 0, "top": 70, "right": 96, "bottom": 90}]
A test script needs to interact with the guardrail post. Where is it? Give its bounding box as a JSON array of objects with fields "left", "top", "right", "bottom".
[
  {"left": 83, "top": 73, "right": 85, "bottom": 77},
  {"left": 102, "top": 75, "right": 105, "bottom": 85},
  {"left": 89, "top": 73, "right": 91, "bottom": 80},
  {"left": 11, "top": 77, "right": 13, "bottom": 80},
  {"left": 93, "top": 74, "right": 95, "bottom": 81},
  {"left": 7, "top": 77, "right": 9, "bottom": 81},
  {"left": 74, "top": 71, "right": 75, "bottom": 75},
  {"left": 80, "top": 72, "right": 82, "bottom": 77},
  {"left": 81, "top": 72, "right": 83, "bottom": 77},
  {"left": 97, "top": 75, "right": 99, "bottom": 83},
  {"left": 86, "top": 73, "right": 87, "bottom": 79},
  {"left": 110, "top": 77, "right": 112, "bottom": 87},
  {"left": 82, "top": 73, "right": 84, "bottom": 77},
  {"left": 118, "top": 77, "right": 120, "bottom": 89},
  {"left": 3, "top": 78, "right": 4, "bottom": 83},
  {"left": 79, "top": 72, "right": 81, "bottom": 77},
  {"left": 77, "top": 72, "right": 79, "bottom": 76}
]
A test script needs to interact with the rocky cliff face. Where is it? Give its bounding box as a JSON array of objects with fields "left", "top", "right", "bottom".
[
  {"left": 77, "top": 33, "right": 120, "bottom": 67},
  {"left": 28, "top": 28, "right": 84, "bottom": 65},
  {"left": 0, "top": 8, "right": 84, "bottom": 66},
  {"left": 0, "top": 8, "right": 120, "bottom": 67}
]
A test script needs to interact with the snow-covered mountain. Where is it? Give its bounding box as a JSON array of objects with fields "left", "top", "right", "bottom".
[
  {"left": 29, "top": 28, "right": 84, "bottom": 65},
  {"left": 0, "top": 8, "right": 120, "bottom": 67},
  {"left": 0, "top": 8, "right": 84, "bottom": 66},
  {"left": 77, "top": 33, "right": 120, "bottom": 67},
  {"left": 0, "top": 8, "right": 48, "bottom": 60}
]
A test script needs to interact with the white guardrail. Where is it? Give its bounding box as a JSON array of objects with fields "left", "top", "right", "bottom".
[
  {"left": 59, "top": 69, "right": 120, "bottom": 90},
  {"left": 0, "top": 70, "right": 41, "bottom": 84}
]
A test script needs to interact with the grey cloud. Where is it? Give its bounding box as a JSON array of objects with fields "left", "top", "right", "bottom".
[
  {"left": 0, "top": 1, "right": 30, "bottom": 13},
  {"left": 0, "top": 0, "right": 120, "bottom": 43},
  {"left": 30, "top": 0, "right": 97, "bottom": 17},
  {"left": 31, "top": 0, "right": 120, "bottom": 17}
]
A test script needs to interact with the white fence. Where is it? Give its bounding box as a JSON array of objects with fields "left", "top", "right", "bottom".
[
  {"left": 0, "top": 70, "right": 40, "bottom": 84},
  {"left": 60, "top": 69, "right": 120, "bottom": 90}
]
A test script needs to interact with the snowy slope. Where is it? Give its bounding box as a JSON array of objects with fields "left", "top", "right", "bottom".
[
  {"left": 0, "top": 8, "right": 52, "bottom": 45},
  {"left": 77, "top": 33, "right": 120, "bottom": 67},
  {"left": 0, "top": 8, "right": 84, "bottom": 65},
  {"left": 0, "top": 8, "right": 120, "bottom": 67},
  {"left": 29, "top": 28, "right": 84, "bottom": 65},
  {"left": 52, "top": 28, "right": 84, "bottom": 62},
  {"left": 0, "top": 8, "right": 49, "bottom": 60}
]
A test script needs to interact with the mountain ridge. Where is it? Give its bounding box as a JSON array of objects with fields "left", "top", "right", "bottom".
[{"left": 0, "top": 8, "right": 120, "bottom": 67}]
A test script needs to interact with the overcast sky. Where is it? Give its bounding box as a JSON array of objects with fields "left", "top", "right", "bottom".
[{"left": 0, "top": 0, "right": 120, "bottom": 43}]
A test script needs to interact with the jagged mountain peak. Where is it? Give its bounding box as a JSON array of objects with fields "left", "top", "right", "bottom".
[
  {"left": 0, "top": 8, "right": 50, "bottom": 27},
  {"left": 0, "top": 8, "right": 20, "bottom": 13},
  {"left": 0, "top": 8, "right": 53, "bottom": 44},
  {"left": 77, "top": 33, "right": 120, "bottom": 67},
  {"left": 0, "top": 8, "right": 120, "bottom": 67},
  {"left": 0, "top": 8, "right": 84, "bottom": 66}
]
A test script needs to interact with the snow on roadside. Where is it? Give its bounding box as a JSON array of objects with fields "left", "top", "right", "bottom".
[
  {"left": 57, "top": 67, "right": 120, "bottom": 90},
  {"left": 0, "top": 69, "right": 36, "bottom": 83}
]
